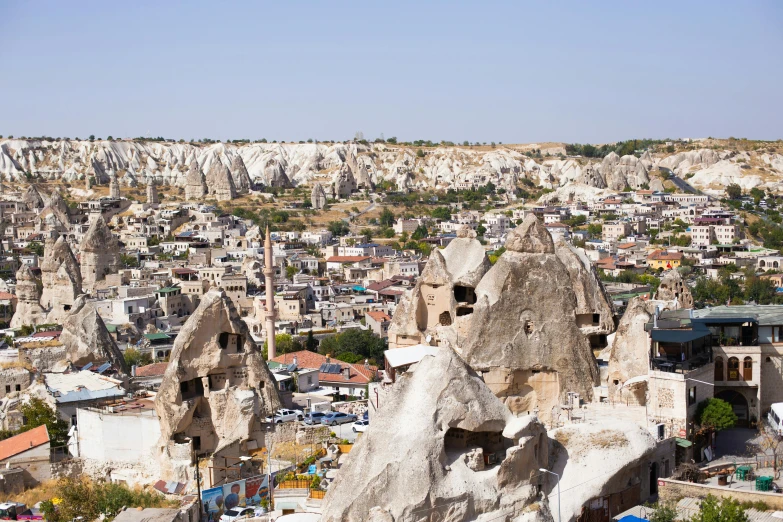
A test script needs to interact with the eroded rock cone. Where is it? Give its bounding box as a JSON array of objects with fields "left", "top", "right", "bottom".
[
  {"left": 10, "top": 265, "right": 46, "bottom": 328},
  {"left": 41, "top": 235, "right": 83, "bottom": 324},
  {"left": 206, "top": 161, "right": 237, "bottom": 201},
  {"left": 22, "top": 185, "right": 45, "bottom": 211},
  {"left": 460, "top": 215, "right": 601, "bottom": 419},
  {"left": 154, "top": 289, "right": 281, "bottom": 482},
  {"left": 230, "top": 154, "right": 252, "bottom": 194},
  {"left": 184, "top": 160, "right": 207, "bottom": 201},
  {"left": 387, "top": 235, "right": 490, "bottom": 349},
  {"left": 59, "top": 295, "right": 129, "bottom": 373},
  {"left": 654, "top": 269, "right": 694, "bottom": 308},
  {"left": 311, "top": 182, "right": 327, "bottom": 209},
  {"left": 321, "top": 348, "right": 549, "bottom": 522},
  {"left": 79, "top": 215, "right": 119, "bottom": 292}
]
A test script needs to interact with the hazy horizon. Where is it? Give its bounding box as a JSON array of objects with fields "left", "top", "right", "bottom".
[{"left": 1, "top": 1, "right": 781, "bottom": 144}]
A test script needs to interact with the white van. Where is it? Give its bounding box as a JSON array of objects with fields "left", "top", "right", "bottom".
[{"left": 767, "top": 402, "right": 783, "bottom": 434}]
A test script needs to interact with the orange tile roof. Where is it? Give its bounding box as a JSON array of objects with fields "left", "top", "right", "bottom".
[
  {"left": 617, "top": 242, "right": 637, "bottom": 249},
  {"left": 134, "top": 362, "right": 169, "bottom": 377},
  {"left": 0, "top": 425, "right": 49, "bottom": 461},
  {"left": 366, "top": 310, "right": 392, "bottom": 322},
  {"left": 272, "top": 350, "right": 378, "bottom": 385},
  {"left": 648, "top": 250, "right": 683, "bottom": 261}
]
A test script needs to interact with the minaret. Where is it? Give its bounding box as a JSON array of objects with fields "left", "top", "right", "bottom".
[
  {"left": 264, "top": 226, "right": 277, "bottom": 360},
  {"left": 147, "top": 179, "right": 159, "bottom": 205}
]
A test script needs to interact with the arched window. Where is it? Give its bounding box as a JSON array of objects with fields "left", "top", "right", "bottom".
[
  {"left": 728, "top": 357, "right": 740, "bottom": 381},
  {"left": 714, "top": 356, "right": 724, "bottom": 381},
  {"left": 744, "top": 357, "right": 753, "bottom": 381}
]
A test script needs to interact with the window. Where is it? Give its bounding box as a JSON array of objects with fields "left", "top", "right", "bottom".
[
  {"left": 714, "top": 356, "right": 724, "bottom": 381},
  {"left": 688, "top": 387, "right": 696, "bottom": 406},
  {"left": 4, "top": 385, "right": 9, "bottom": 393},
  {"left": 728, "top": 357, "right": 740, "bottom": 381},
  {"left": 15, "top": 385, "right": 20, "bottom": 392},
  {"left": 744, "top": 357, "right": 753, "bottom": 381}
]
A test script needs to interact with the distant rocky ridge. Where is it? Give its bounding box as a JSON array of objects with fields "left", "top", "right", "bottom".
[{"left": 1, "top": 138, "right": 781, "bottom": 197}]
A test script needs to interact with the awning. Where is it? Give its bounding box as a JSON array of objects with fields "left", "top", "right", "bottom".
[
  {"left": 619, "top": 375, "right": 649, "bottom": 389},
  {"left": 675, "top": 437, "right": 693, "bottom": 448}
]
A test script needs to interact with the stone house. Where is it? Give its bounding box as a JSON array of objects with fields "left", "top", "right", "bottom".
[{"left": 0, "top": 425, "right": 51, "bottom": 487}]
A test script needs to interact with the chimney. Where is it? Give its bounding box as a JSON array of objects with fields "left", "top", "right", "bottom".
[
  {"left": 654, "top": 306, "right": 659, "bottom": 329},
  {"left": 293, "top": 356, "right": 298, "bottom": 368},
  {"left": 364, "top": 359, "right": 369, "bottom": 369},
  {"left": 132, "top": 365, "right": 137, "bottom": 377},
  {"left": 343, "top": 367, "right": 350, "bottom": 380},
  {"left": 325, "top": 354, "right": 331, "bottom": 364}
]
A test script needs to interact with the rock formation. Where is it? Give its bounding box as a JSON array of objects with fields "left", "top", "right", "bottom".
[
  {"left": 109, "top": 173, "right": 121, "bottom": 199},
  {"left": 10, "top": 265, "right": 46, "bottom": 328},
  {"left": 154, "top": 289, "right": 281, "bottom": 482},
  {"left": 206, "top": 160, "right": 237, "bottom": 201},
  {"left": 146, "top": 179, "right": 159, "bottom": 205},
  {"left": 654, "top": 269, "right": 694, "bottom": 309},
  {"left": 332, "top": 163, "right": 356, "bottom": 199},
  {"left": 79, "top": 215, "right": 120, "bottom": 292},
  {"left": 321, "top": 349, "right": 549, "bottom": 522},
  {"left": 387, "top": 235, "right": 491, "bottom": 350},
  {"left": 58, "top": 295, "right": 128, "bottom": 373},
  {"left": 241, "top": 255, "right": 264, "bottom": 288},
  {"left": 22, "top": 185, "right": 45, "bottom": 211},
  {"left": 184, "top": 161, "right": 207, "bottom": 201},
  {"left": 310, "top": 182, "right": 327, "bottom": 209},
  {"left": 230, "top": 154, "right": 252, "bottom": 194},
  {"left": 459, "top": 216, "right": 602, "bottom": 419},
  {"left": 322, "top": 348, "right": 656, "bottom": 522},
  {"left": 40, "top": 234, "right": 83, "bottom": 323},
  {"left": 555, "top": 240, "right": 616, "bottom": 341}
]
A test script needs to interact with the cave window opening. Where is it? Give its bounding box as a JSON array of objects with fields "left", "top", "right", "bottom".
[
  {"left": 439, "top": 311, "right": 453, "bottom": 326},
  {"left": 592, "top": 313, "right": 600, "bottom": 325},
  {"left": 180, "top": 378, "right": 204, "bottom": 400},
  {"left": 444, "top": 427, "right": 509, "bottom": 468},
  {"left": 524, "top": 321, "right": 534, "bottom": 334},
  {"left": 456, "top": 307, "right": 473, "bottom": 317},
  {"left": 454, "top": 285, "right": 477, "bottom": 304}
]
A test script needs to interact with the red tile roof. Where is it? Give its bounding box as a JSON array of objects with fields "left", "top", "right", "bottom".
[
  {"left": 648, "top": 250, "right": 683, "bottom": 261},
  {"left": 272, "top": 350, "right": 378, "bottom": 385},
  {"left": 617, "top": 242, "right": 637, "bottom": 250},
  {"left": 0, "top": 425, "right": 49, "bottom": 461},
  {"left": 0, "top": 292, "right": 16, "bottom": 300},
  {"left": 366, "top": 310, "right": 392, "bottom": 323},
  {"left": 134, "top": 362, "right": 169, "bottom": 377}
]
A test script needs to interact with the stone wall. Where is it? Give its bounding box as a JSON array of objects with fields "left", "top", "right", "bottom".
[
  {"left": 19, "top": 344, "right": 67, "bottom": 372},
  {"left": 296, "top": 425, "right": 330, "bottom": 445},
  {"left": 332, "top": 399, "right": 368, "bottom": 416},
  {"left": 0, "top": 468, "right": 24, "bottom": 496},
  {"left": 658, "top": 478, "right": 783, "bottom": 509}
]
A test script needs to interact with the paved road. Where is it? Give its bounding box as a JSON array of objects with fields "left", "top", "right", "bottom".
[
  {"left": 323, "top": 421, "right": 361, "bottom": 443},
  {"left": 659, "top": 166, "right": 704, "bottom": 196}
]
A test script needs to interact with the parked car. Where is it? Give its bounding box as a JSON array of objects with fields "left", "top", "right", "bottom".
[
  {"left": 352, "top": 419, "right": 369, "bottom": 433},
  {"left": 321, "top": 412, "right": 357, "bottom": 426},
  {"left": 303, "top": 411, "right": 327, "bottom": 425},
  {"left": 264, "top": 408, "right": 304, "bottom": 424},
  {"left": 219, "top": 506, "right": 260, "bottom": 522},
  {"left": 0, "top": 503, "right": 26, "bottom": 521}
]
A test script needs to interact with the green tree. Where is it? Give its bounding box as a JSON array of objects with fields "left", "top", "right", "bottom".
[
  {"left": 19, "top": 397, "right": 69, "bottom": 447},
  {"left": 27, "top": 241, "right": 44, "bottom": 256},
  {"left": 691, "top": 495, "right": 748, "bottom": 522},
  {"left": 305, "top": 330, "right": 318, "bottom": 352},
  {"left": 416, "top": 148, "right": 425, "bottom": 158},
  {"left": 120, "top": 253, "right": 139, "bottom": 267},
  {"left": 698, "top": 398, "right": 737, "bottom": 432},
  {"left": 327, "top": 220, "right": 350, "bottom": 237},
  {"left": 411, "top": 224, "right": 428, "bottom": 240},
  {"left": 124, "top": 348, "right": 152, "bottom": 368},
  {"left": 379, "top": 208, "right": 396, "bottom": 228},
  {"left": 726, "top": 183, "right": 742, "bottom": 200},
  {"left": 286, "top": 265, "right": 298, "bottom": 279},
  {"left": 648, "top": 502, "right": 677, "bottom": 522},
  {"left": 263, "top": 334, "right": 302, "bottom": 358},
  {"left": 430, "top": 207, "right": 452, "bottom": 220}
]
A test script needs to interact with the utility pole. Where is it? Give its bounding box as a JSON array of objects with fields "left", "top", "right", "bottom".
[{"left": 194, "top": 448, "right": 203, "bottom": 522}]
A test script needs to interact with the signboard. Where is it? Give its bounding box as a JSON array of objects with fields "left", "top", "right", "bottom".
[
  {"left": 245, "top": 475, "right": 269, "bottom": 505},
  {"left": 678, "top": 429, "right": 687, "bottom": 438},
  {"left": 201, "top": 487, "right": 225, "bottom": 522},
  {"left": 222, "top": 480, "right": 246, "bottom": 510}
]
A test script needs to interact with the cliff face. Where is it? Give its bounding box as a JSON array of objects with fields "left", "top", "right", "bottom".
[{"left": 2, "top": 138, "right": 777, "bottom": 196}]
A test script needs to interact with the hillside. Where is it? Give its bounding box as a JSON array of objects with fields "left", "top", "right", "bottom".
[{"left": 0, "top": 138, "right": 781, "bottom": 200}]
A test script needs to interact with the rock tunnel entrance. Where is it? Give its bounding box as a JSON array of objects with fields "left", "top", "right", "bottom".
[
  {"left": 444, "top": 427, "right": 511, "bottom": 469},
  {"left": 454, "top": 285, "right": 477, "bottom": 304}
]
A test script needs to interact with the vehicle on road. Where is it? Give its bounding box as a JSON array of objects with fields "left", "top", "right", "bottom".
[
  {"left": 219, "top": 506, "right": 266, "bottom": 522},
  {"left": 352, "top": 419, "right": 369, "bottom": 433},
  {"left": 264, "top": 408, "right": 304, "bottom": 424},
  {"left": 303, "top": 411, "right": 327, "bottom": 425},
  {"left": 0, "top": 503, "right": 26, "bottom": 521},
  {"left": 321, "top": 412, "right": 357, "bottom": 426}
]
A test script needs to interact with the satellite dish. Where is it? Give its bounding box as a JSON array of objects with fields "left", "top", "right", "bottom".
[{"left": 425, "top": 335, "right": 432, "bottom": 343}]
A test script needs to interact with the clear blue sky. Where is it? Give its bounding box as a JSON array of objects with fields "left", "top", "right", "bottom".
[{"left": 1, "top": 1, "right": 781, "bottom": 144}]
